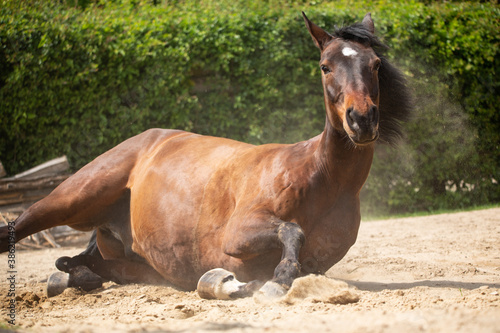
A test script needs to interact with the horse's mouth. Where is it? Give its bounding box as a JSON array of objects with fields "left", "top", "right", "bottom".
[{"left": 349, "top": 131, "right": 379, "bottom": 146}]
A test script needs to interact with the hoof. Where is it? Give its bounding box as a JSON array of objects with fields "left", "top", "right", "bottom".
[
  {"left": 68, "top": 265, "right": 103, "bottom": 291},
  {"left": 197, "top": 268, "right": 246, "bottom": 300},
  {"left": 47, "top": 271, "right": 70, "bottom": 298},
  {"left": 256, "top": 281, "right": 287, "bottom": 299},
  {"left": 55, "top": 256, "right": 74, "bottom": 273},
  {"left": 47, "top": 265, "right": 103, "bottom": 297}
]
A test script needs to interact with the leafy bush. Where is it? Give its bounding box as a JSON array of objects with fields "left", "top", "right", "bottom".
[
  {"left": 0, "top": 0, "right": 498, "bottom": 215},
  {"left": 359, "top": 1, "right": 500, "bottom": 214}
]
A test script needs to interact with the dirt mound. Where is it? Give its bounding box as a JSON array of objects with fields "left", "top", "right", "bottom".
[{"left": 283, "top": 275, "right": 359, "bottom": 304}]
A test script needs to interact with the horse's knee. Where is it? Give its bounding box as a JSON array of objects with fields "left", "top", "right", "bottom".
[
  {"left": 221, "top": 231, "right": 277, "bottom": 260},
  {"left": 277, "top": 222, "right": 305, "bottom": 247},
  {"left": 222, "top": 220, "right": 304, "bottom": 259}
]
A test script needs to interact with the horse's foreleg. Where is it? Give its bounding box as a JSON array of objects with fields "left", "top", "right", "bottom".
[
  {"left": 199, "top": 216, "right": 305, "bottom": 299},
  {"left": 259, "top": 222, "right": 305, "bottom": 297}
]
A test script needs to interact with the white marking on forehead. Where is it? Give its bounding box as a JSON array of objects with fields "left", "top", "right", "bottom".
[
  {"left": 342, "top": 47, "right": 358, "bottom": 57},
  {"left": 327, "top": 85, "right": 336, "bottom": 97}
]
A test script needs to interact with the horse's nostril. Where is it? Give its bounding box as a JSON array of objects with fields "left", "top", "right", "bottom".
[
  {"left": 369, "top": 105, "right": 379, "bottom": 123},
  {"left": 346, "top": 107, "right": 354, "bottom": 119},
  {"left": 346, "top": 107, "right": 359, "bottom": 130}
]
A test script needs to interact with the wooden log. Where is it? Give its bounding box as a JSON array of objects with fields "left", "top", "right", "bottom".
[
  {"left": 39, "top": 230, "right": 61, "bottom": 248},
  {"left": 0, "top": 174, "right": 70, "bottom": 211},
  {"left": 0, "top": 156, "right": 70, "bottom": 212},
  {"left": 0, "top": 174, "right": 70, "bottom": 192}
]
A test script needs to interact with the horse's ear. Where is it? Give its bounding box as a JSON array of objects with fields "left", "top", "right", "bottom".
[
  {"left": 362, "top": 13, "right": 375, "bottom": 34},
  {"left": 302, "top": 12, "right": 333, "bottom": 51}
]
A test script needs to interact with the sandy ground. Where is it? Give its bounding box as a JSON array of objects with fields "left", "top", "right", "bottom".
[{"left": 1, "top": 208, "right": 499, "bottom": 333}]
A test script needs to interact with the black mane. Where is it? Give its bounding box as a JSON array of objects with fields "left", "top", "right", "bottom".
[
  {"left": 333, "top": 23, "right": 386, "bottom": 51},
  {"left": 333, "top": 23, "right": 414, "bottom": 145}
]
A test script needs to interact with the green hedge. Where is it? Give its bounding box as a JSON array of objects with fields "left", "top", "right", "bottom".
[
  {"left": 358, "top": 1, "right": 500, "bottom": 214},
  {"left": 0, "top": 0, "right": 498, "bottom": 215},
  {"left": 0, "top": 1, "right": 329, "bottom": 171}
]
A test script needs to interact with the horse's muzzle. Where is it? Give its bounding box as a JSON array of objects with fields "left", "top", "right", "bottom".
[{"left": 346, "top": 105, "right": 379, "bottom": 145}]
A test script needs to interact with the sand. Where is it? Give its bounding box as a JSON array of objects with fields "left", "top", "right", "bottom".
[{"left": 1, "top": 208, "right": 499, "bottom": 332}]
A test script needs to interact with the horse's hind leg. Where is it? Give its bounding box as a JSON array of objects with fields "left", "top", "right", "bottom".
[
  {"left": 48, "top": 229, "right": 166, "bottom": 297},
  {"left": 81, "top": 228, "right": 166, "bottom": 285},
  {"left": 0, "top": 129, "right": 179, "bottom": 253},
  {"left": 47, "top": 231, "right": 104, "bottom": 297},
  {"left": 0, "top": 138, "right": 139, "bottom": 254}
]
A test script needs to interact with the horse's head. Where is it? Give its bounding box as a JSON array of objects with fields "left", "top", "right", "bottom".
[{"left": 303, "top": 12, "right": 381, "bottom": 146}]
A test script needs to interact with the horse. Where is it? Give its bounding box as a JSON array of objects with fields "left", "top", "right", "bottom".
[{"left": 0, "top": 12, "right": 412, "bottom": 299}]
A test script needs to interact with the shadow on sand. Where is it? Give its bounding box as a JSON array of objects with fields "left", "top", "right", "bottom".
[{"left": 342, "top": 279, "right": 500, "bottom": 292}]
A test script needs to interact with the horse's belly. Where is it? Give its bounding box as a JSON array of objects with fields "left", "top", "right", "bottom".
[
  {"left": 127, "top": 134, "right": 251, "bottom": 289},
  {"left": 130, "top": 181, "right": 202, "bottom": 288}
]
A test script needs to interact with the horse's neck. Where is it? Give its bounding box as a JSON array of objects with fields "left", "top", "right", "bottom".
[
  {"left": 310, "top": 122, "right": 375, "bottom": 196},
  {"left": 281, "top": 124, "right": 373, "bottom": 230}
]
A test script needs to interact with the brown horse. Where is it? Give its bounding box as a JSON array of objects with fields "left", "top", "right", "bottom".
[{"left": 0, "top": 12, "right": 412, "bottom": 299}]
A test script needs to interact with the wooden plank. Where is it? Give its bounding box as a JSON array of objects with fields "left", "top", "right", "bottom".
[
  {"left": 0, "top": 188, "right": 55, "bottom": 206},
  {"left": 0, "top": 157, "right": 71, "bottom": 213},
  {"left": 0, "top": 203, "right": 33, "bottom": 214},
  {"left": 0, "top": 174, "right": 70, "bottom": 192},
  {"left": 11, "top": 156, "right": 69, "bottom": 179}
]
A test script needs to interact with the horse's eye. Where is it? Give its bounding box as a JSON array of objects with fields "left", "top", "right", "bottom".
[
  {"left": 320, "top": 65, "right": 331, "bottom": 74},
  {"left": 373, "top": 61, "right": 381, "bottom": 72}
]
